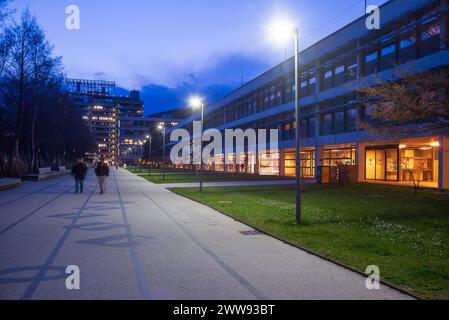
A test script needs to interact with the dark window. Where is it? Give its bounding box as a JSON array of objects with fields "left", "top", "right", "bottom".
[
  {"left": 420, "top": 24, "right": 441, "bottom": 57},
  {"left": 364, "top": 50, "right": 378, "bottom": 75},
  {"left": 346, "top": 59, "right": 358, "bottom": 82},
  {"left": 309, "top": 77, "right": 317, "bottom": 94},
  {"left": 334, "top": 65, "right": 345, "bottom": 85},
  {"left": 346, "top": 107, "right": 358, "bottom": 132},
  {"left": 380, "top": 43, "right": 396, "bottom": 70},
  {"left": 321, "top": 113, "right": 333, "bottom": 135},
  {"left": 300, "top": 80, "right": 308, "bottom": 98},
  {"left": 322, "top": 69, "right": 333, "bottom": 90},
  {"left": 300, "top": 119, "right": 308, "bottom": 138},
  {"left": 335, "top": 111, "right": 345, "bottom": 134},
  {"left": 308, "top": 117, "right": 316, "bottom": 137},
  {"left": 399, "top": 35, "right": 417, "bottom": 64}
]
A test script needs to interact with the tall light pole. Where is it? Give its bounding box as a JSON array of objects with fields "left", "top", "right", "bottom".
[
  {"left": 146, "top": 135, "right": 152, "bottom": 175},
  {"left": 189, "top": 96, "right": 205, "bottom": 192},
  {"left": 158, "top": 123, "right": 166, "bottom": 180},
  {"left": 268, "top": 18, "right": 302, "bottom": 224}
]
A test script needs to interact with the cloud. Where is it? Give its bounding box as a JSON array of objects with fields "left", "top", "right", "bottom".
[
  {"left": 138, "top": 82, "right": 237, "bottom": 116},
  {"left": 118, "top": 53, "right": 272, "bottom": 115}
]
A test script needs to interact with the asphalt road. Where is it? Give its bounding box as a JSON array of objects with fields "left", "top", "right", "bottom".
[{"left": 0, "top": 169, "right": 413, "bottom": 300}]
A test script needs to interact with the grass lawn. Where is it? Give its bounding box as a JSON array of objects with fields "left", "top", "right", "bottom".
[
  {"left": 126, "top": 167, "right": 176, "bottom": 174},
  {"left": 135, "top": 171, "right": 294, "bottom": 184},
  {"left": 171, "top": 183, "right": 449, "bottom": 300}
]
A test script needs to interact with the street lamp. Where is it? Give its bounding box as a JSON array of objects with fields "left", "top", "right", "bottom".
[
  {"left": 158, "top": 123, "right": 166, "bottom": 180},
  {"left": 146, "top": 134, "right": 152, "bottom": 175},
  {"left": 268, "top": 18, "right": 302, "bottom": 224},
  {"left": 189, "top": 96, "right": 205, "bottom": 192}
]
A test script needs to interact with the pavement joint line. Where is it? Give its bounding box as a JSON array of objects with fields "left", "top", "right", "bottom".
[
  {"left": 20, "top": 184, "right": 97, "bottom": 300},
  {"left": 113, "top": 172, "right": 152, "bottom": 300},
  {"left": 0, "top": 177, "right": 71, "bottom": 208},
  {"left": 138, "top": 186, "right": 267, "bottom": 300},
  {"left": 0, "top": 185, "right": 74, "bottom": 237}
]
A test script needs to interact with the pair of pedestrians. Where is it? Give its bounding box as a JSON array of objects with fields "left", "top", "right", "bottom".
[{"left": 71, "top": 158, "right": 110, "bottom": 194}]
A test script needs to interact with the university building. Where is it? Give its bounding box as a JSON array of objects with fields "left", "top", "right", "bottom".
[
  {"left": 66, "top": 78, "right": 189, "bottom": 165},
  {"left": 167, "top": 0, "right": 449, "bottom": 190},
  {"left": 66, "top": 79, "right": 145, "bottom": 164}
]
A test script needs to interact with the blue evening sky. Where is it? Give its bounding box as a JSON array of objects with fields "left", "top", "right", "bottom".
[{"left": 11, "top": 0, "right": 388, "bottom": 114}]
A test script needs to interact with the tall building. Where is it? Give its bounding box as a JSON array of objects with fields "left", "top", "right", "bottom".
[
  {"left": 65, "top": 79, "right": 144, "bottom": 164},
  {"left": 167, "top": 0, "right": 449, "bottom": 190}
]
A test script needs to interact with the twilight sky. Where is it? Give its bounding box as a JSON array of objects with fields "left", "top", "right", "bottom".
[{"left": 12, "top": 0, "right": 388, "bottom": 114}]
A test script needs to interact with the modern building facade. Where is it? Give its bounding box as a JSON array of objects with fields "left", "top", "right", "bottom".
[
  {"left": 118, "top": 115, "right": 181, "bottom": 166},
  {"left": 66, "top": 79, "right": 144, "bottom": 164},
  {"left": 167, "top": 0, "right": 449, "bottom": 190}
]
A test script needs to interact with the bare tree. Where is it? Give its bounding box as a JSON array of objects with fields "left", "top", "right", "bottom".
[
  {"left": 0, "top": 0, "right": 13, "bottom": 24},
  {"left": 358, "top": 69, "right": 449, "bottom": 136},
  {"left": 400, "top": 158, "right": 425, "bottom": 196},
  {"left": 0, "top": 9, "right": 95, "bottom": 177}
]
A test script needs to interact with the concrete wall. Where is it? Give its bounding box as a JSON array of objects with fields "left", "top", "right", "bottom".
[{"left": 439, "top": 135, "right": 449, "bottom": 190}]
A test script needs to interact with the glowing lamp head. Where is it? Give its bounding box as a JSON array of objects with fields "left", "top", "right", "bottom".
[
  {"left": 267, "top": 17, "right": 297, "bottom": 46},
  {"left": 146, "top": 135, "right": 150, "bottom": 139},
  {"left": 189, "top": 96, "right": 204, "bottom": 109}
]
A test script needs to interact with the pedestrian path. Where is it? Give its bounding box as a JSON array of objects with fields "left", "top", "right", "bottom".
[{"left": 0, "top": 169, "right": 413, "bottom": 300}]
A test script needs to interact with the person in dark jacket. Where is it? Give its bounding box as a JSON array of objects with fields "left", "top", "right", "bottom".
[
  {"left": 95, "top": 158, "right": 110, "bottom": 194},
  {"left": 72, "top": 159, "right": 88, "bottom": 194}
]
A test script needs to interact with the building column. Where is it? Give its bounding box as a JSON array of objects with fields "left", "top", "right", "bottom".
[
  {"left": 279, "top": 149, "right": 286, "bottom": 176},
  {"left": 315, "top": 146, "right": 324, "bottom": 182},
  {"left": 357, "top": 142, "right": 367, "bottom": 182},
  {"left": 356, "top": 40, "right": 363, "bottom": 80},
  {"left": 438, "top": 136, "right": 449, "bottom": 190},
  {"left": 315, "top": 61, "right": 321, "bottom": 96},
  {"left": 255, "top": 151, "right": 260, "bottom": 175}
]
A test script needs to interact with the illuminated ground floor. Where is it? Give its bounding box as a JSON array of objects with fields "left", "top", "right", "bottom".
[{"left": 172, "top": 135, "right": 449, "bottom": 190}]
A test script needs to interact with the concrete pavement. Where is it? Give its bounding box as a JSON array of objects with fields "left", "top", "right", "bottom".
[{"left": 0, "top": 169, "right": 413, "bottom": 300}]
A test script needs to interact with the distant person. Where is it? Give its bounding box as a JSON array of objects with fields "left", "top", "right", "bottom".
[
  {"left": 71, "top": 159, "right": 88, "bottom": 194},
  {"left": 95, "top": 158, "right": 110, "bottom": 194}
]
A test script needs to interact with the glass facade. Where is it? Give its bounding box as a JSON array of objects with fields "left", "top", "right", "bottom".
[
  {"left": 259, "top": 152, "right": 280, "bottom": 176},
  {"left": 284, "top": 150, "right": 315, "bottom": 178},
  {"left": 322, "top": 147, "right": 356, "bottom": 167},
  {"left": 365, "top": 142, "right": 439, "bottom": 185},
  {"left": 400, "top": 146, "right": 437, "bottom": 183}
]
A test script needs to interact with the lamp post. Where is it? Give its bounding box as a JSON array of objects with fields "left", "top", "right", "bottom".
[
  {"left": 146, "top": 135, "right": 152, "bottom": 175},
  {"left": 158, "top": 123, "right": 166, "bottom": 180},
  {"left": 189, "top": 96, "right": 205, "bottom": 192},
  {"left": 268, "top": 19, "right": 302, "bottom": 224}
]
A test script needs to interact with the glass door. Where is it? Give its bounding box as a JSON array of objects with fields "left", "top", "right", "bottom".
[{"left": 366, "top": 146, "right": 399, "bottom": 181}]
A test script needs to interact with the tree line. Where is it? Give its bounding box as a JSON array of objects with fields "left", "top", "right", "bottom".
[{"left": 0, "top": 2, "right": 95, "bottom": 178}]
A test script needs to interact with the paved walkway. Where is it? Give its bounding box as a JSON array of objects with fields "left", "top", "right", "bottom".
[{"left": 0, "top": 169, "right": 412, "bottom": 300}]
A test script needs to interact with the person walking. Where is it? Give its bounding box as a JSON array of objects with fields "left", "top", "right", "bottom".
[
  {"left": 95, "top": 158, "right": 110, "bottom": 194},
  {"left": 72, "top": 159, "right": 88, "bottom": 194}
]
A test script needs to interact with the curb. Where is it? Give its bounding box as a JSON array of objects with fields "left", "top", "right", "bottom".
[{"left": 0, "top": 179, "right": 22, "bottom": 191}]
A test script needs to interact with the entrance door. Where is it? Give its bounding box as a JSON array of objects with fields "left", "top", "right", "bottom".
[{"left": 366, "top": 146, "right": 399, "bottom": 181}]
